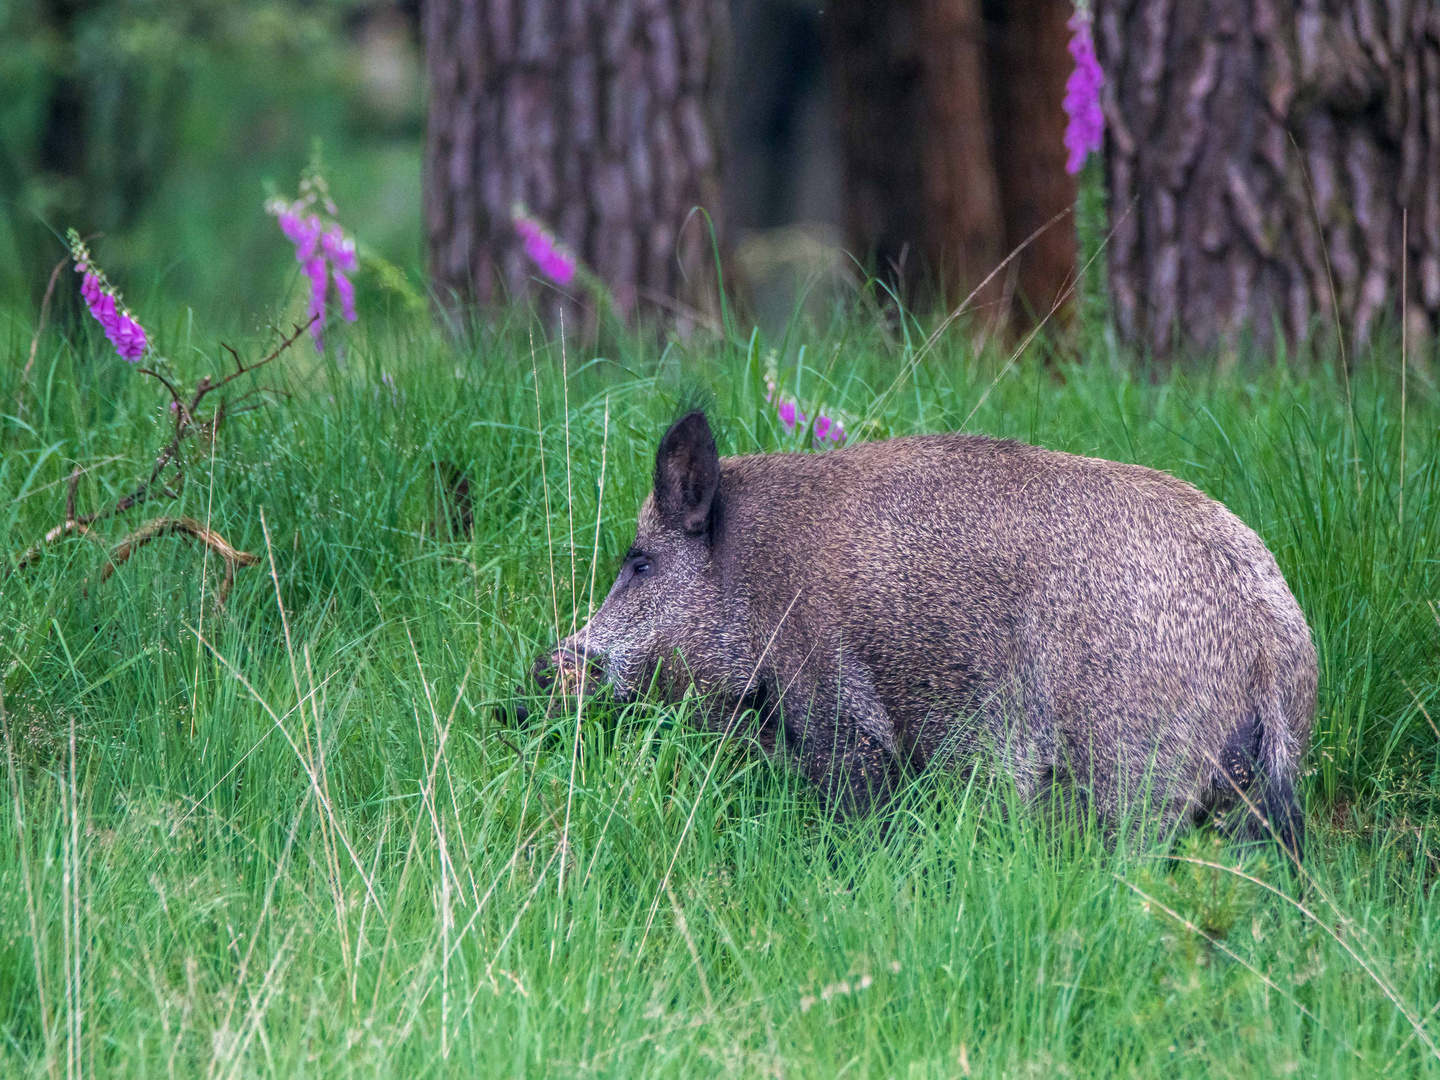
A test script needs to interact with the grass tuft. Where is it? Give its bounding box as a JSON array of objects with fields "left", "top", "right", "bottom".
[{"left": 2, "top": 306, "right": 1438, "bottom": 1077}]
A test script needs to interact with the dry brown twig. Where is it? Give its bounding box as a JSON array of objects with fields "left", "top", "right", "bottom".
[
  {"left": 94, "top": 516, "right": 260, "bottom": 605},
  {"left": 10, "top": 317, "right": 315, "bottom": 595},
  {"left": 18, "top": 256, "right": 69, "bottom": 411}
]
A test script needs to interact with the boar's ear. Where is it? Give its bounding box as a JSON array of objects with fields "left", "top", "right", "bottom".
[{"left": 654, "top": 411, "right": 720, "bottom": 536}]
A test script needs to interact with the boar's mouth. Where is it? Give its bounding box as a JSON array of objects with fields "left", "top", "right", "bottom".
[{"left": 532, "top": 645, "right": 631, "bottom": 703}]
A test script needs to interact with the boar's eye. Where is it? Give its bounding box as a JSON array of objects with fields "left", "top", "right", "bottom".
[{"left": 631, "top": 557, "right": 654, "bottom": 579}]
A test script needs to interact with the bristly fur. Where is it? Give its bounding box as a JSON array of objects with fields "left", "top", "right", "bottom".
[{"left": 547, "top": 413, "right": 1317, "bottom": 857}]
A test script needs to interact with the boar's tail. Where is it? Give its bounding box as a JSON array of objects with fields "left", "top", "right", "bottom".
[{"left": 1218, "top": 657, "right": 1305, "bottom": 863}]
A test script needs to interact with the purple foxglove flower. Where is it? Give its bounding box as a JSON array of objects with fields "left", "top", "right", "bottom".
[
  {"left": 280, "top": 210, "right": 322, "bottom": 261},
  {"left": 69, "top": 235, "right": 149, "bottom": 362},
  {"left": 777, "top": 399, "right": 807, "bottom": 434},
  {"left": 304, "top": 255, "right": 328, "bottom": 344},
  {"left": 97, "top": 292, "right": 118, "bottom": 331},
  {"left": 1063, "top": 11, "right": 1105, "bottom": 174},
  {"left": 272, "top": 198, "right": 361, "bottom": 348},
  {"left": 116, "top": 314, "right": 147, "bottom": 361},
  {"left": 812, "top": 414, "right": 848, "bottom": 447},
  {"left": 333, "top": 270, "right": 357, "bottom": 322},
  {"left": 321, "top": 225, "right": 358, "bottom": 273},
  {"left": 513, "top": 213, "right": 577, "bottom": 285}
]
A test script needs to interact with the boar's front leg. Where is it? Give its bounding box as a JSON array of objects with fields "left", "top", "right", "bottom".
[{"left": 778, "top": 659, "right": 900, "bottom": 816}]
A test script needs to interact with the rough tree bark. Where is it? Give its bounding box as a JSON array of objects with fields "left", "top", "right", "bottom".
[
  {"left": 916, "top": 0, "right": 1008, "bottom": 308},
  {"left": 1096, "top": 0, "right": 1440, "bottom": 358},
  {"left": 988, "top": 0, "right": 1081, "bottom": 322},
  {"left": 423, "top": 0, "right": 726, "bottom": 321},
  {"left": 824, "top": 0, "right": 1078, "bottom": 322}
]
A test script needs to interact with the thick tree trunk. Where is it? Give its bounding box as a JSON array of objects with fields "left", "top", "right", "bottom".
[
  {"left": 423, "top": 0, "right": 726, "bottom": 322},
  {"left": 917, "top": 0, "right": 1008, "bottom": 308},
  {"left": 824, "top": 0, "right": 1077, "bottom": 322},
  {"left": 988, "top": 0, "right": 1081, "bottom": 322},
  {"left": 1097, "top": 0, "right": 1440, "bottom": 358}
]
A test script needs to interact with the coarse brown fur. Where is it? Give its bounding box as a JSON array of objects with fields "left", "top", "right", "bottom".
[{"left": 540, "top": 413, "right": 1317, "bottom": 857}]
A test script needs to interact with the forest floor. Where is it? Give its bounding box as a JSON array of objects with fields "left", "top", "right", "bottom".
[{"left": 3, "top": 305, "right": 1439, "bottom": 1078}]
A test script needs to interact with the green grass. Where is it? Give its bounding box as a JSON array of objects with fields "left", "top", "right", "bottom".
[{"left": 2, "top": 302, "right": 1439, "bottom": 1077}]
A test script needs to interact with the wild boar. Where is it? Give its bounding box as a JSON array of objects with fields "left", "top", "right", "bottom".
[{"left": 538, "top": 412, "right": 1316, "bottom": 857}]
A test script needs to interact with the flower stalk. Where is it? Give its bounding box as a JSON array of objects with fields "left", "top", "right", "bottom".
[
  {"left": 1063, "top": 6, "right": 1105, "bottom": 175},
  {"left": 267, "top": 166, "right": 359, "bottom": 350},
  {"left": 66, "top": 229, "right": 149, "bottom": 362}
]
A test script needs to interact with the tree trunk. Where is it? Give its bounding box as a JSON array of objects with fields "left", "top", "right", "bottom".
[
  {"left": 1096, "top": 0, "right": 1440, "bottom": 358},
  {"left": 988, "top": 0, "right": 1081, "bottom": 323},
  {"left": 824, "top": 0, "right": 1077, "bottom": 323},
  {"left": 423, "top": 0, "right": 726, "bottom": 324},
  {"left": 917, "top": 0, "right": 1008, "bottom": 309}
]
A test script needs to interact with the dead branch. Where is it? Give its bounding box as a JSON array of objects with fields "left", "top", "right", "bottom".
[
  {"left": 11, "top": 316, "right": 313, "bottom": 578},
  {"left": 76, "top": 317, "right": 313, "bottom": 530},
  {"left": 209, "top": 316, "right": 316, "bottom": 394},
  {"left": 95, "top": 516, "right": 260, "bottom": 605},
  {"left": 13, "top": 521, "right": 93, "bottom": 574}
]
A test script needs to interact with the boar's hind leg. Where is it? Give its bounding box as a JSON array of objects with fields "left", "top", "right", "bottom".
[
  {"left": 1210, "top": 704, "right": 1305, "bottom": 863},
  {"left": 779, "top": 663, "right": 900, "bottom": 817}
]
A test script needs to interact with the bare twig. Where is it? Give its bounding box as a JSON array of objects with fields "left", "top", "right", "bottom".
[
  {"left": 12, "top": 523, "right": 93, "bottom": 574},
  {"left": 138, "top": 367, "right": 192, "bottom": 427},
  {"left": 11, "top": 317, "right": 314, "bottom": 576},
  {"left": 20, "top": 256, "right": 68, "bottom": 405},
  {"left": 209, "top": 317, "right": 316, "bottom": 394},
  {"left": 94, "top": 516, "right": 259, "bottom": 605},
  {"left": 13, "top": 468, "right": 93, "bottom": 573}
]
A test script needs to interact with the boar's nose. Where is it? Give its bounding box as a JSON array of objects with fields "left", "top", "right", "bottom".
[{"left": 532, "top": 644, "right": 605, "bottom": 695}]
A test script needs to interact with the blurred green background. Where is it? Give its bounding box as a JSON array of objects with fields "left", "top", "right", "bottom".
[{"left": 0, "top": 0, "right": 425, "bottom": 325}]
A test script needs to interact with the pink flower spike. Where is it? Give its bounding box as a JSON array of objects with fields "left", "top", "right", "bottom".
[
  {"left": 278, "top": 210, "right": 304, "bottom": 245},
  {"left": 117, "top": 318, "right": 146, "bottom": 361},
  {"left": 126, "top": 314, "right": 147, "bottom": 355},
  {"left": 281, "top": 212, "right": 322, "bottom": 262},
  {"left": 513, "top": 213, "right": 577, "bottom": 285},
  {"left": 1063, "top": 11, "right": 1105, "bottom": 174},
  {"left": 333, "top": 270, "right": 357, "bottom": 322},
  {"left": 777, "top": 400, "right": 798, "bottom": 432},
  {"left": 321, "top": 225, "right": 358, "bottom": 273},
  {"left": 303, "top": 255, "right": 328, "bottom": 345},
  {"left": 814, "top": 416, "right": 831, "bottom": 443},
  {"left": 67, "top": 230, "right": 149, "bottom": 361}
]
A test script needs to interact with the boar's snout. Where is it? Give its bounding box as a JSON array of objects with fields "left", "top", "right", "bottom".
[{"left": 532, "top": 642, "right": 606, "bottom": 698}]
